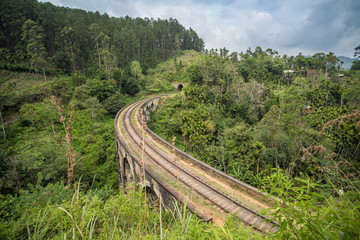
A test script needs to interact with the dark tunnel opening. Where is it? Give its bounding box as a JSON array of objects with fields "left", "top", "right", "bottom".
[{"left": 177, "top": 84, "right": 183, "bottom": 91}]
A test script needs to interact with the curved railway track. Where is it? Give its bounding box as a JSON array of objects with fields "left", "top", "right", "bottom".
[{"left": 116, "top": 95, "right": 279, "bottom": 233}]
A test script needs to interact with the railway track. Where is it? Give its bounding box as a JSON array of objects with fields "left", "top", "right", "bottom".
[{"left": 117, "top": 95, "right": 279, "bottom": 233}]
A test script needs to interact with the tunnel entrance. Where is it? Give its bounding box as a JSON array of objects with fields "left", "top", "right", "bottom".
[{"left": 177, "top": 84, "right": 183, "bottom": 91}]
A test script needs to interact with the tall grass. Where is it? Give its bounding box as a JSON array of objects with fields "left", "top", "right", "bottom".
[
  {"left": 262, "top": 167, "right": 360, "bottom": 240},
  {"left": 5, "top": 182, "right": 263, "bottom": 239},
  {"left": 51, "top": 95, "right": 84, "bottom": 238}
]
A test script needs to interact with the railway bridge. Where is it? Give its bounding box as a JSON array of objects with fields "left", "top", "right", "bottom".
[{"left": 114, "top": 94, "right": 279, "bottom": 233}]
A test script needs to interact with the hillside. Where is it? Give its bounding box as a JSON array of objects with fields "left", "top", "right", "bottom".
[{"left": 338, "top": 56, "right": 357, "bottom": 70}]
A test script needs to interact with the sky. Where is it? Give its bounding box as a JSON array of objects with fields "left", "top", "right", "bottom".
[{"left": 40, "top": 0, "right": 360, "bottom": 57}]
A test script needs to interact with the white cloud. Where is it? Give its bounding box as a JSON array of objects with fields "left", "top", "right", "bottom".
[
  {"left": 39, "top": 0, "right": 64, "bottom": 6},
  {"left": 247, "top": 11, "right": 272, "bottom": 23}
]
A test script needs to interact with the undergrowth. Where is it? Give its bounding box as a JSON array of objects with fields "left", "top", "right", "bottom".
[
  {"left": 0, "top": 93, "right": 263, "bottom": 239},
  {"left": 0, "top": 182, "right": 264, "bottom": 239},
  {"left": 262, "top": 168, "right": 360, "bottom": 240}
]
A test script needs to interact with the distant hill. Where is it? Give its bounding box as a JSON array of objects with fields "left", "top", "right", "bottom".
[
  {"left": 302, "top": 55, "right": 356, "bottom": 70},
  {"left": 338, "top": 56, "right": 357, "bottom": 70}
]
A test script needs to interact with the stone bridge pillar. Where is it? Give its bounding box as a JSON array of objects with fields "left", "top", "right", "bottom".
[{"left": 116, "top": 140, "right": 136, "bottom": 189}]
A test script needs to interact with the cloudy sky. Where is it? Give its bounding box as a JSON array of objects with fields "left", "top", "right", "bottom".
[{"left": 41, "top": 0, "right": 360, "bottom": 57}]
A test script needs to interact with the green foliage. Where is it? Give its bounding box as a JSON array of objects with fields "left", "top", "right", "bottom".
[
  {"left": 180, "top": 107, "right": 215, "bottom": 151},
  {"left": 60, "top": 26, "right": 77, "bottom": 73},
  {"left": 0, "top": 62, "right": 35, "bottom": 73},
  {"left": 1, "top": 13, "right": 360, "bottom": 238},
  {"left": 223, "top": 124, "right": 263, "bottom": 175},
  {"left": 149, "top": 48, "right": 360, "bottom": 200},
  {"left": 86, "top": 78, "right": 117, "bottom": 102},
  {"left": 19, "top": 100, "right": 58, "bottom": 127},
  {"left": 84, "top": 96, "right": 107, "bottom": 119},
  {"left": 351, "top": 60, "right": 360, "bottom": 70},
  {"left": 184, "top": 84, "right": 209, "bottom": 104},
  {"left": 187, "top": 65, "right": 204, "bottom": 85},
  {"left": 145, "top": 48, "right": 359, "bottom": 240},
  {"left": 351, "top": 44, "right": 360, "bottom": 70},
  {"left": 342, "top": 82, "right": 360, "bottom": 108},
  {"left": 0, "top": 183, "right": 262, "bottom": 239},
  {"left": 306, "top": 106, "right": 349, "bottom": 129},
  {"left": 0, "top": 67, "right": 126, "bottom": 195},
  {"left": 1, "top": 0, "right": 204, "bottom": 73},
  {"left": 103, "top": 93, "right": 125, "bottom": 115},
  {"left": 5, "top": 131, "right": 67, "bottom": 190},
  {"left": 22, "top": 19, "right": 48, "bottom": 79},
  {"left": 263, "top": 169, "right": 360, "bottom": 239}
]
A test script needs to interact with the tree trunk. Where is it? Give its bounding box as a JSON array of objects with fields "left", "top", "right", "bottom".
[
  {"left": 341, "top": 94, "right": 343, "bottom": 106},
  {"left": 0, "top": 109, "right": 5, "bottom": 140},
  {"left": 162, "top": 38, "right": 165, "bottom": 61},
  {"left": 42, "top": 67, "right": 47, "bottom": 81},
  {"left": 97, "top": 42, "right": 101, "bottom": 66},
  {"left": 51, "top": 120, "right": 55, "bottom": 136},
  {"left": 141, "top": 39, "right": 144, "bottom": 64},
  {"left": 70, "top": 46, "right": 76, "bottom": 72},
  {"left": 221, "top": 151, "right": 226, "bottom": 173}
]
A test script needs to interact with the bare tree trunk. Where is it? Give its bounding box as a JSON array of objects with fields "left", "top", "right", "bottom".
[
  {"left": 81, "top": 54, "right": 86, "bottom": 71},
  {"left": 341, "top": 94, "right": 343, "bottom": 106},
  {"left": 141, "top": 39, "right": 144, "bottom": 64},
  {"left": 221, "top": 154, "right": 226, "bottom": 173},
  {"left": 96, "top": 42, "right": 101, "bottom": 67},
  {"left": 26, "top": 221, "right": 31, "bottom": 240},
  {"left": 0, "top": 108, "right": 5, "bottom": 140},
  {"left": 162, "top": 38, "right": 165, "bottom": 61},
  {"left": 51, "top": 120, "right": 55, "bottom": 136},
  {"left": 70, "top": 46, "right": 76, "bottom": 72},
  {"left": 42, "top": 67, "right": 47, "bottom": 81}
]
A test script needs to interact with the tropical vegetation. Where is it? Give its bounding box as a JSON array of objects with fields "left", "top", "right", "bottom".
[{"left": 1, "top": 0, "right": 360, "bottom": 239}]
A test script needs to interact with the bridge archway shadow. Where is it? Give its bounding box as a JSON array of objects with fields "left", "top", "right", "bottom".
[
  {"left": 124, "top": 157, "right": 134, "bottom": 184},
  {"left": 144, "top": 186, "right": 160, "bottom": 207}
]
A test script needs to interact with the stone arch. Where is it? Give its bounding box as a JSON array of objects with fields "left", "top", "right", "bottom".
[
  {"left": 144, "top": 186, "right": 160, "bottom": 207},
  {"left": 150, "top": 102, "right": 155, "bottom": 111},
  {"left": 144, "top": 107, "right": 149, "bottom": 122},
  {"left": 124, "top": 156, "right": 134, "bottom": 184}
]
